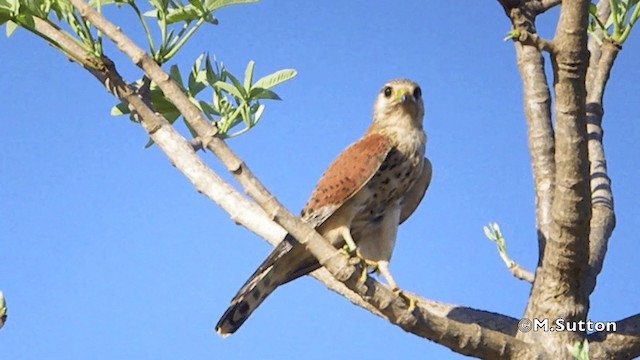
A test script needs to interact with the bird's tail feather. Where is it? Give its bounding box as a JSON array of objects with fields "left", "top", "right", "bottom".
[{"left": 215, "top": 265, "right": 279, "bottom": 336}]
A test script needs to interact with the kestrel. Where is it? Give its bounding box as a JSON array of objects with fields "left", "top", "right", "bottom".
[{"left": 216, "top": 79, "right": 431, "bottom": 336}]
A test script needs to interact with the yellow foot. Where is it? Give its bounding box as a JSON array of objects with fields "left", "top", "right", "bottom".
[
  {"left": 340, "top": 244, "right": 352, "bottom": 257},
  {"left": 358, "top": 265, "right": 368, "bottom": 284},
  {"left": 355, "top": 250, "right": 379, "bottom": 270},
  {"left": 393, "top": 288, "right": 416, "bottom": 312}
]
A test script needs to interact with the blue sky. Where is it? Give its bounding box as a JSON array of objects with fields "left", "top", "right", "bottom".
[{"left": 1, "top": 2, "right": 639, "bottom": 359}]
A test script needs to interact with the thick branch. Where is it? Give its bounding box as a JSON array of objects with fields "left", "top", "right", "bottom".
[
  {"left": 520, "top": 0, "right": 592, "bottom": 352},
  {"left": 584, "top": 40, "right": 619, "bottom": 296},
  {"left": 66, "top": 1, "right": 540, "bottom": 357},
  {"left": 589, "top": 313, "right": 640, "bottom": 359},
  {"left": 501, "top": 0, "right": 555, "bottom": 267}
]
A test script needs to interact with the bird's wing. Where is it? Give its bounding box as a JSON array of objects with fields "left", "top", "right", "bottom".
[
  {"left": 301, "top": 132, "right": 394, "bottom": 228},
  {"left": 215, "top": 133, "right": 395, "bottom": 335},
  {"left": 235, "top": 132, "right": 394, "bottom": 288},
  {"left": 241, "top": 132, "right": 395, "bottom": 284},
  {"left": 399, "top": 157, "right": 432, "bottom": 224}
]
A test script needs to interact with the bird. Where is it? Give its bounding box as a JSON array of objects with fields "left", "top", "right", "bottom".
[{"left": 216, "top": 79, "right": 432, "bottom": 336}]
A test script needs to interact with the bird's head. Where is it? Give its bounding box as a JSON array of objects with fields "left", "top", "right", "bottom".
[{"left": 372, "top": 79, "right": 424, "bottom": 130}]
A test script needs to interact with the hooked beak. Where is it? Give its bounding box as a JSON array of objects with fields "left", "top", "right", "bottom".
[{"left": 397, "top": 89, "right": 413, "bottom": 104}]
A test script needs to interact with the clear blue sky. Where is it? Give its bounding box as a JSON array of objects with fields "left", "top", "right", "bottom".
[{"left": 1, "top": 2, "right": 639, "bottom": 359}]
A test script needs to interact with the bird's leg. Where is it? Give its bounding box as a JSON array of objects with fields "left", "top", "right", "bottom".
[
  {"left": 377, "top": 261, "right": 416, "bottom": 312},
  {"left": 336, "top": 227, "right": 372, "bottom": 284},
  {"left": 338, "top": 226, "right": 358, "bottom": 254},
  {"left": 376, "top": 261, "right": 398, "bottom": 290}
]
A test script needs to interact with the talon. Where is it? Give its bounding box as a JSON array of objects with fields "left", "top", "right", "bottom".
[
  {"left": 394, "top": 288, "right": 416, "bottom": 312},
  {"left": 355, "top": 250, "right": 379, "bottom": 269},
  {"left": 358, "top": 266, "right": 368, "bottom": 284}
]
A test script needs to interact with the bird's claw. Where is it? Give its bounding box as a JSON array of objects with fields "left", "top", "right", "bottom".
[
  {"left": 393, "top": 288, "right": 416, "bottom": 312},
  {"left": 340, "top": 244, "right": 353, "bottom": 257},
  {"left": 355, "top": 250, "right": 379, "bottom": 269}
]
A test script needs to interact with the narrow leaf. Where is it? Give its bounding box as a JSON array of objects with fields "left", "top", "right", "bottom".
[
  {"left": 214, "top": 80, "right": 244, "bottom": 99},
  {"left": 244, "top": 60, "right": 255, "bottom": 92},
  {"left": 205, "top": 0, "right": 259, "bottom": 12},
  {"left": 111, "top": 102, "right": 131, "bottom": 116},
  {"left": 169, "top": 64, "right": 184, "bottom": 88},
  {"left": 250, "top": 88, "right": 282, "bottom": 100},
  {"left": 6, "top": 19, "right": 17, "bottom": 37},
  {"left": 224, "top": 70, "right": 247, "bottom": 98},
  {"left": 254, "top": 69, "right": 297, "bottom": 89}
]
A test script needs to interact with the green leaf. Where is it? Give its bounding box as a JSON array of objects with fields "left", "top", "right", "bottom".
[
  {"left": 165, "top": 5, "right": 201, "bottom": 24},
  {"left": 144, "top": 137, "right": 155, "bottom": 148},
  {"left": 143, "top": 9, "right": 158, "bottom": 17},
  {"left": 111, "top": 102, "right": 131, "bottom": 116},
  {"left": 188, "top": 72, "right": 207, "bottom": 96},
  {"left": 199, "top": 100, "right": 220, "bottom": 118},
  {"left": 188, "top": 61, "right": 208, "bottom": 96},
  {"left": 0, "top": 13, "right": 10, "bottom": 26},
  {"left": 164, "top": 110, "right": 181, "bottom": 124},
  {"left": 244, "top": 60, "right": 255, "bottom": 93},
  {"left": 204, "top": 13, "right": 218, "bottom": 24},
  {"left": 189, "top": 0, "right": 205, "bottom": 13},
  {"left": 204, "top": 54, "right": 220, "bottom": 84},
  {"left": 169, "top": 64, "right": 184, "bottom": 88},
  {"left": 253, "top": 103, "right": 265, "bottom": 123},
  {"left": 5, "top": 19, "right": 17, "bottom": 37},
  {"left": 204, "top": 0, "right": 259, "bottom": 12},
  {"left": 214, "top": 80, "right": 243, "bottom": 99},
  {"left": 250, "top": 88, "right": 281, "bottom": 100},
  {"left": 253, "top": 69, "right": 297, "bottom": 89},
  {"left": 224, "top": 70, "right": 247, "bottom": 98},
  {"left": 0, "top": 0, "right": 12, "bottom": 10}
]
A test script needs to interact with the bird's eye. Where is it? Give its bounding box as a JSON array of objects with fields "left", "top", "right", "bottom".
[
  {"left": 413, "top": 87, "right": 422, "bottom": 100},
  {"left": 383, "top": 86, "right": 393, "bottom": 98}
]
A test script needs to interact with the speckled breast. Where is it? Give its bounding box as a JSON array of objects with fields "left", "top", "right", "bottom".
[{"left": 352, "top": 146, "right": 424, "bottom": 225}]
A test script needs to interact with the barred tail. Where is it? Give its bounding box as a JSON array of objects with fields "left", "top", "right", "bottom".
[
  {"left": 216, "top": 234, "right": 318, "bottom": 336},
  {"left": 215, "top": 266, "right": 279, "bottom": 336}
]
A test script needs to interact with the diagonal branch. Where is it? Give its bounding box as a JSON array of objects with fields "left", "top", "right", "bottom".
[
  {"left": 589, "top": 313, "right": 640, "bottom": 359},
  {"left": 31, "top": 2, "right": 524, "bottom": 337},
  {"left": 63, "top": 1, "right": 543, "bottom": 357}
]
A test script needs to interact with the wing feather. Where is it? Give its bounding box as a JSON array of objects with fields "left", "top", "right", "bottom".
[
  {"left": 400, "top": 157, "right": 432, "bottom": 224},
  {"left": 301, "top": 133, "right": 394, "bottom": 228}
]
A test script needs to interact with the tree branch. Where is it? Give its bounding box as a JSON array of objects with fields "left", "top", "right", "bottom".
[
  {"left": 514, "top": 30, "right": 554, "bottom": 53},
  {"left": 500, "top": 0, "right": 555, "bottom": 268},
  {"left": 519, "top": 0, "right": 592, "bottom": 353},
  {"left": 61, "top": 1, "right": 545, "bottom": 357},
  {"left": 532, "top": 0, "right": 562, "bottom": 14},
  {"left": 586, "top": 0, "right": 612, "bottom": 82},
  {"left": 589, "top": 313, "right": 640, "bottom": 359},
  {"left": 584, "top": 39, "right": 619, "bottom": 296}
]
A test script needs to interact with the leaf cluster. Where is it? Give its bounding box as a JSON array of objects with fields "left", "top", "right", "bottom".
[
  {"left": 589, "top": 0, "right": 640, "bottom": 44},
  {"left": 1, "top": 0, "right": 296, "bottom": 140}
]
